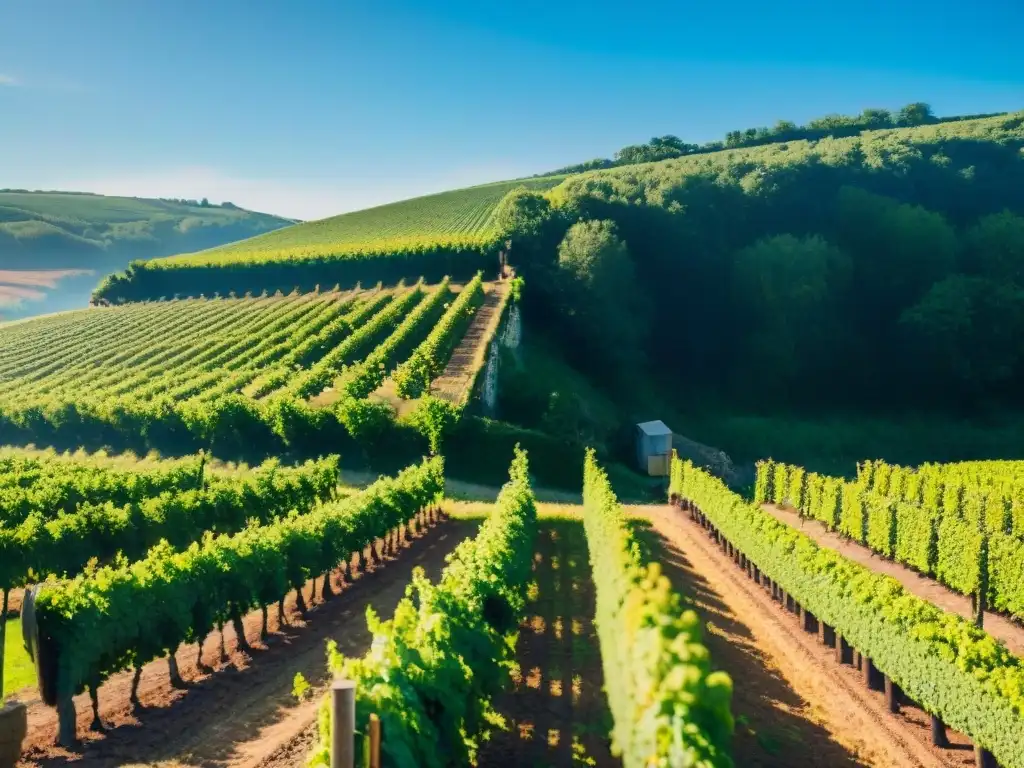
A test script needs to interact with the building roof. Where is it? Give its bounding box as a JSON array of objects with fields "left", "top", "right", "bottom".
[{"left": 636, "top": 420, "right": 673, "bottom": 437}]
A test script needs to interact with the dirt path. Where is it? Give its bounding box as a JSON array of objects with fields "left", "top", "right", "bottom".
[
  {"left": 477, "top": 519, "right": 617, "bottom": 767},
  {"left": 17, "top": 517, "right": 478, "bottom": 768},
  {"left": 431, "top": 280, "right": 508, "bottom": 403},
  {"left": 763, "top": 503, "right": 1024, "bottom": 656},
  {"left": 636, "top": 505, "right": 975, "bottom": 768}
]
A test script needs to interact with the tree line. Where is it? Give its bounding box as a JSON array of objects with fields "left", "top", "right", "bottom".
[{"left": 542, "top": 102, "right": 1006, "bottom": 176}]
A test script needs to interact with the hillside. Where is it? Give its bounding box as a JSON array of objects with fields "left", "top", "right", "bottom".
[
  {"left": 92, "top": 176, "right": 564, "bottom": 302},
  {"left": 509, "top": 111, "right": 1024, "bottom": 414},
  {"left": 0, "top": 191, "right": 293, "bottom": 318}
]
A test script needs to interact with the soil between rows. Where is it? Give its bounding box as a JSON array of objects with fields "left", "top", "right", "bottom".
[
  {"left": 16, "top": 517, "right": 478, "bottom": 768},
  {"left": 639, "top": 504, "right": 976, "bottom": 768}
]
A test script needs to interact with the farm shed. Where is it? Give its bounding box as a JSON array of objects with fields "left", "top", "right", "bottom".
[{"left": 636, "top": 420, "right": 673, "bottom": 476}]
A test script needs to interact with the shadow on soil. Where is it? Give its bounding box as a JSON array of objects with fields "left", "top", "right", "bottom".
[
  {"left": 478, "top": 519, "right": 618, "bottom": 768},
  {"left": 633, "top": 521, "right": 866, "bottom": 768}
]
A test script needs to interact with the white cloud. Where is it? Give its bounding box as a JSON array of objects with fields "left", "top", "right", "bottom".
[
  {"left": 0, "top": 74, "right": 19, "bottom": 87},
  {"left": 46, "top": 164, "right": 533, "bottom": 221}
]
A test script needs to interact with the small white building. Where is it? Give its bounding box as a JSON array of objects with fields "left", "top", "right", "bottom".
[{"left": 636, "top": 420, "right": 673, "bottom": 476}]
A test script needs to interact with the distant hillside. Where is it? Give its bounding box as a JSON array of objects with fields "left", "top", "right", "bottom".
[
  {"left": 0, "top": 191, "right": 293, "bottom": 318},
  {"left": 93, "top": 176, "right": 564, "bottom": 303}
]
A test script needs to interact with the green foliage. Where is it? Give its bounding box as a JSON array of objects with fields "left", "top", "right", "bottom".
[
  {"left": 508, "top": 275, "right": 525, "bottom": 302},
  {"left": 309, "top": 449, "right": 536, "bottom": 768},
  {"left": 731, "top": 234, "right": 850, "bottom": 383},
  {"left": 555, "top": 219, "right": 648, "bottom": 372},
  {"left": 292, "top": 672, "right": 311, "bottom": 701},
  {"left": 753, "top": 459, "right": 774, "bottom": 503},
  {"left": 403, "top": 396, "right": 460, "bottom": 454},
  {"left": 393, "top": 273, "right": 485, "bottom": 398},
  {"left": 839, "top": 483, "right": 867, "bottom": 543},
  {"left": 34, "top": 458, "right": 443, "bottom": 705},
  {"left": 671, "top": 455, "right": 1024, "bottom": 768},
  {"left": 900, "top": 275, "right": 1024, "bottom": 392},
  {"left": 544, "top": 112, "right": 1024, "bottom": 410},
  {"left": 94, "top": 178, "right": 563, "bottom": 303},
  {"left": 0, "top": 449, "right": 207, "bottom": 528},
  {"left": 0, "top": 456, "right": 338, "bottom": 591},
  {"left": 964, "top": 210, "right": 1024, "bottom": 284},
  {"left": 546, "top": 101, "right": 974, "bottom": 175},
  {"left": 865, "top": 495, "right": 897, "bottom": 558},
  {"left": 491, "top": 187, "right": 555, "bottom": 240},
  {"left": 588, "top": 451, "right": 733, "bottom": 767},
  {"left": 936, "top": 515, "right": 985, "bottom": 595},
  {"left": 335, "top": 279, "right": 453, "bottom": 399},
  {"left": 988, "top": 533, "right": 1024, "bottom": 621},
  {"left": 774, "top": 459, "right": 1024, "bottom": 619},
  {"left": 893, "top": 501, "right": 936, "bottom": 573}
]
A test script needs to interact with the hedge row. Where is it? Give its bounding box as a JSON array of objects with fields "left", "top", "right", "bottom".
[
  {"left": 309, "top": 448, "right": 536, "bottom": 768},
  {"left": 675, "top": 455, "right": 1024, "bottom": 767},
  {"left": 92, "top": 239, "right": 499, "bottom": 304},
  {"left": 585, "top": 450, "right": 733, "bottom": 767}
]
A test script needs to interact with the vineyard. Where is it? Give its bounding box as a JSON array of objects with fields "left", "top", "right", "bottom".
[
  {"left": 3, "top": 146, "right": 1024, "bottom": 768},
  {"left": 3, "top": 284, "right": 1024, "bottom": 768},
  {"left": 4, "top": 408, "right": 1024, "bottom": 766},
  {"left": 92, "top": 176, "right": 563, "bottom": 303},
  {"left": 0, "top": 275, "right": 510, "bottom": 467}
]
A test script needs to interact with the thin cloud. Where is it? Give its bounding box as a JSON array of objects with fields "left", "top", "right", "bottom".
[{"left": 0, "top": 74, "right": 19, "bottom": 87}]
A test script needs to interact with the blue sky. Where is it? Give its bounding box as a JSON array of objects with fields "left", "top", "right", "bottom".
[{"left": 1, "top": 0, "right": 1022, "bottom": 220}]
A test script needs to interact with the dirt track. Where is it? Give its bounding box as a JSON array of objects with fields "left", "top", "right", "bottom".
[
  {"left": 639, "top": 504, "right": 975, "bottom": 768},
  {"left": 16, "top": 517, "right": 478, "bottom": 768}
]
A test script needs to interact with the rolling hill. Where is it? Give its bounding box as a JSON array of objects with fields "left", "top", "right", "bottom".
[
  {"left": 0, "top": 191, "right": 293, "bottom": 319},
  {"left": 91, "top": 176, "right": 565, "bottom": 303}
]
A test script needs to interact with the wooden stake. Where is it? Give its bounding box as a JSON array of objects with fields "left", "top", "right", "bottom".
[
  {"left": 975, "top": 746, "right": 997, "bottom": 768},
  {"left": 930, "top": 714, "right": 949, "bottom": 748},
  {"left": 369, "top": 712, "right": 382, "bottom": 768},
  {"left": 331, "top": 680, "right": 356, "bottom": 768},
  {"left": 862, "top": 655, "right": 875, "bottom": 690},
  {"left": 884, "top": 675, "right": 900, "bottom": 713}
]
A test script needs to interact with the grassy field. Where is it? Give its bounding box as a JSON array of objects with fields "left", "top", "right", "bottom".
[
  {"left": 3, "top": 617, "right": 34, "bottom": 698},
  {"left": 152, "top": 176, "right": 565, "bottom": 266},
  {"left": 0, "top": 190, "right": 294, "bottom": 318},
  {"left": 0, "top": 191, "right": 292, "bottom": 263}
]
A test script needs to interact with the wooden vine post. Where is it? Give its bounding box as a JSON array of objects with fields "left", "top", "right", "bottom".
[
  {"left": 331, "top": 679, "right": 356, "bottom": 768},
  {"left": 369, "top": 713, "right": 382, "bottom": 768}
]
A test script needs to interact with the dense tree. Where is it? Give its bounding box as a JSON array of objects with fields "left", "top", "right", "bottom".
[
  {"left": 527, "top": 112, "right": 1024, "bottom": 410},
  {"left": 897, "top": 102, "right": 935, "bottom": 126},
  {"left": 731, "top": 234, "right": 851, "bottom": 396},
  {"left": 963, "top": 210, "right": 1024, "bottom": 284},
  {"left": 835, "top": 186, "right": 957, "bottom": 318},
  {"left": 901, "top": 276, "right": 1024, "bottom": 396},
  {"left": 555, "top": 220, "right": 648, "bottom": 375},
  {"left": 860, "top": 108, "right": 893, "bottom": 128}
]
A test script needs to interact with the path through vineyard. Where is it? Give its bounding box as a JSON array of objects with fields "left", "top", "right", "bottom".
[
  {"left": 640, "top": 504, "right": 975, "bottom": 768},
  {"left": 477, "top": 518, "right": 618, "bottom": 767},
  {"left": 762, "top": 503, "right": 1024, "bottom": 655},
  {"left": 16, "top": 518, "right": 478, "bottom": 768},
  {"left": 431, "top": 279, "right": 508, "bottom": 402}
]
